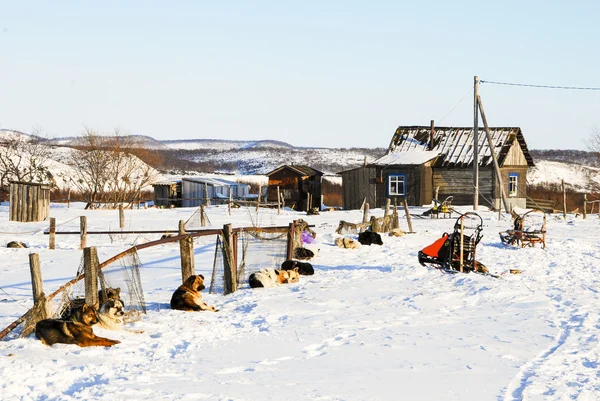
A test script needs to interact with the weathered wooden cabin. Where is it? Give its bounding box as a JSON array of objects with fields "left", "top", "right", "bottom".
[
  {"left": 340, "top": 126, "right": 534, "bottom": 210},
  {"left": 152, "top": 181, "right": 182, "bottom": 208},
  {"left": 9, "top": 181, "right": 51, "bottom": 222},
  {"left": 266, "top": 165, "right": 324, "bottom": 211}
]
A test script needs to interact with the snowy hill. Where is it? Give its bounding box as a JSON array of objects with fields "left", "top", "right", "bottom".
[{"left": 528, "top": 160, "right": 600, "bottom": 192}]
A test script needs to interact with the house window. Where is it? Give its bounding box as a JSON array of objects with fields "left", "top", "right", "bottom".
[
  {"left": 388, "top": 174, "right": 406, "bottom": 196},
  {"left": 508, "top": 173, "right": 518, "bottom": 197}
]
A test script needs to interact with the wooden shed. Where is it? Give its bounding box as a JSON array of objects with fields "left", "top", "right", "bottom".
[
  {"left": 266, "top": 165, "right": 324, "bottom": 211},
  {"left": 152, "top": 181, "right": 182, "bottom": 208},
  {"left": 340, "top": 126, "right": 534, "bottom": 210},
  {"left": 9, "top": 181, "right": 51, "bottom": 222}
]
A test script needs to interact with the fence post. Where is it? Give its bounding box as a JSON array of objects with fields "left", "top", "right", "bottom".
[
  {"left": 83, "top": 246, "right": 99, "bottom": 307},
  {"left": 119, "top": 204, "right": 124, "bottom": 229},
  {"left": 201, "top": 205, "right": 206, "bottom": 227},
  {"left": 393, "top": 205, "right": 399, "bottom": 230},
  {"left": 384, "top": 198, "right": 390, "bottom": 218},
  {"left": 562, "top": 179, "right": 567, "bottom": 219},
  {"left": 403, "top": 199, "right": 414, "bottom": 233},
  {"left": 19, "top": 253, "right": 50, "bottom": 338},
  {"left": 362, "top": 203, "right": 370, "bottom": 224},
  {"left": 459, "top": 216, "right": 464, "bottom": 273},
  {"left": 222, "top": 224, "right": 237, "bottom": 294},
  {"left": 49, "top": 217, "right": 56, "bottom": 250},
  {"left": 179, "top": 219, "right": 186, "bottom": 235},
  {"left": 228, "top": 188, "right": 232, "bottom": 216},
  {"left": 583, "top": 194, "right": 587, "bottom": 219},
  {"left": 286, "top": 221, "right": 296, "bottom": 260},
  {"left": 80, "top": 216, "right": 87, "bottom": 250},
  {"left": 205, "top": 182, "right": 210, "bottom": 206},
  {"left": 179, "top": 230, "right": 195, "bottom": 283},
  {"left": 256, "top": 185, "right": 262, "bottom": 211},
  {"left": 277, "top": 186, "right": 281, "bottom": 215}
]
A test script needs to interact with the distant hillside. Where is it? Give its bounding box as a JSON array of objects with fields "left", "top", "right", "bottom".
[{"left": 530, "top": 149, "right": 599, "bottom": 167}]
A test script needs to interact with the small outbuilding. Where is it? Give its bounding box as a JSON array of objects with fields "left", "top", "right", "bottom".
[
  {"left": 340, "top": 125, "right": 534, "bottom": 210},
  {"left": 153, "top": 177, "right": 251, "bottom": 208},
  {"left": 9, "top": 181, "right": 51, "bottom": 222},
  {"left": 151, "top": 181, "right": 182, "bottom": 208},
  {"left": 266, "top": 165, "right": 324, "bottom": 211}
]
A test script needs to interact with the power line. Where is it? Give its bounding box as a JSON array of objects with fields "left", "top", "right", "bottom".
[
  {"left": 437, "top": 86, "right": 474, "bottom": 124},
  {"left": 480, "top": 80, "right": 600, "bottom": 91}
]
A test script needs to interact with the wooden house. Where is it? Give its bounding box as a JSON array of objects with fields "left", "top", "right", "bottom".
[
  {"left": 339, "top": 126, "right": 534, "bottom": 210},
  {"left": 266, "top": 165, "right": 324, "bottom": 211}
]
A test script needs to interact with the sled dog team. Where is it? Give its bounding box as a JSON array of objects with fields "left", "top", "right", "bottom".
[{"left": 35, "top": 259, "right": 314, "bottom": 347}]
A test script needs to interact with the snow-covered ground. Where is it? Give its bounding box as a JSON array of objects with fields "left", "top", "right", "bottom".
[{"left": 1, "top": 203, "right": 600, "bottom": 400}]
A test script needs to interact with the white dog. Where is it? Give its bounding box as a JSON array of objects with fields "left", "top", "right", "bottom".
[{"left": 248, "top": 269, "right": 290, "bottom": 288}]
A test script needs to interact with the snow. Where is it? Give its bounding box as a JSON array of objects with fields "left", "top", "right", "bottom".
[
  {"left": 2, "top": 203, "right": 600, "bottom": 400},
  {"left": 372, "top": 149, "right": 439, "bottom": 165}
]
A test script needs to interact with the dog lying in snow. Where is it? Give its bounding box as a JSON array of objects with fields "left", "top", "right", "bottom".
[
  {"left": 96, "top": 298, "right": 144, "bottom": 333},
  {"left": 248, "top": 269, "right": 290, "bottom": 288},
  {"left": 35, "top": 304, "right": 120, "bottom": 347},
  {"left": 335, "top": 237, "right": 360, "bottom": 249},
  {"left": 281, "top": 260, "right": 314, "bottom": 276},
  {"left": 358, "top": 231, "right": 383, "bottom": 246},
  {"left": 170, "top": 275, "right": 218, "bottom": 312}
]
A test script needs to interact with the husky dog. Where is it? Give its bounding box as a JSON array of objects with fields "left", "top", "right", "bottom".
[
  {"left": 35, "top": 304, "right": 120, "bottom": 347},
  {"left": 248, "top": 269, "right": 290, "bottom": 288},
  {"left": 281, "top": 260, "right": 314, "bottom": 276},
  {"left": 96, "top": 299, "right": 126, "bottom": 330},
  {"left": 170, "top": 275, "right": 218, "bottom": 312},
  {"left": 335, "top": 237, "right": 361, "bottom": 249}
]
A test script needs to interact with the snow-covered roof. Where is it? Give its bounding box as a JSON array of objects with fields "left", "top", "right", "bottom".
[
  {"left": 182, "top": 176, "right": 249, "bottom": 187},
  {"left": 384, "top": 126, "right": 534, "bottom": 168},
  {"left": 372, "top": 149, "right": 439, "bottom": 166}
]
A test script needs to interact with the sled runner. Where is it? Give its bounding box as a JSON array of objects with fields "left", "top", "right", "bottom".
[{"left": 418, "top": 212, "right": 487, "bottom": 273}]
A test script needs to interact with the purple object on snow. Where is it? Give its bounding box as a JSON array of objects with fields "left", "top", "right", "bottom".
[{"left": 302, "top": 230, "right": 315, "bottom": 244}]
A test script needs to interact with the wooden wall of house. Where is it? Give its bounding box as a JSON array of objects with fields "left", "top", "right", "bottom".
[
  {"left": 341, "top": 167, "right": 376, "bottom": 210},
  {"left": 495, "top": 166, "right": 528, "bottom": 200},
  {"left": 375, "top": 165, "right": 423, "bottom": 207},
  {"left": 420, "top": 162, "right": 433, "bottom": 206},
  {"left": 153, "top": 183, "right": 180, "bottom": 208},
  {"left": 433, "top": 168, "right": 493, "bottom": 206}
]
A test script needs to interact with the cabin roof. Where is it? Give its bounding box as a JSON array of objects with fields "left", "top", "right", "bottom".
[
  {"left": 383, "top": 126, "right": 534, "bottom": 167},
  {"left": 266, "top": 164, "right": 324, "bottom": 177}
]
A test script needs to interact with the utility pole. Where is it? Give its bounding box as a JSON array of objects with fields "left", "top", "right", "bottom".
[{"left": 473, "top": 75, "right": 479, "bottom": 210}]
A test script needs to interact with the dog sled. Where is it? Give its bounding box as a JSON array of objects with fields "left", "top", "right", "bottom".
[
  {"left": 499, "top": 209, "right": 546, "bottom": 249},
  {"left": 422, "top": 196, "right": 454, "bottom": 218},
  {"left": 418, "top": 212, "right": 487, "bottom": 273}
]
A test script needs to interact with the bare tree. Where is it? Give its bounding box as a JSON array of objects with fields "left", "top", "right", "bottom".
[
  {"left": 68, "top": 128, "right": 159, "bottom": 209},
  {"left": 0, "top": 129, "right": 53, "bottom": 189}
]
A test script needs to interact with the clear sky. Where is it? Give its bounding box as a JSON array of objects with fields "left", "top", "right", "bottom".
[{"left": 1, "top": 1, "right": 598, "bottom": 150}]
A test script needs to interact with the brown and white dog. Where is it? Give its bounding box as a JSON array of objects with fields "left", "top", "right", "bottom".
[
  {"left": 170, "top": 274, "right": 218, "bottom": 312},
  {"left": 35, "top": 304, "right": 120, "bottom": 347},
  {"left": 96, "top": 298, "right": 144, "bottom": 333},
  {"left": 286, "top": 267, "right": 300, "bottom": 283},
  {"left": 335, "top": 237, "right": 361, "bottom": 249},
  {"left": 248, "top": 269, "right": 290, "bottom": 288}
]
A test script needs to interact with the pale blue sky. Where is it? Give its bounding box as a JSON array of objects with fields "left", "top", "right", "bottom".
[{"left": 1, "top": 1, "right": 598, "bottom": 150}]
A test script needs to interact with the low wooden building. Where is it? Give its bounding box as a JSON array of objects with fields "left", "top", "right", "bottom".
[
  {"left": 340, "top": 126, "right": 534, "bottom": 210},
  {"left": 266, "top": 165, "right": 324, "bottom": 211},
  {"left": 152, "top": 181, "right": 182, "bottom": 208},
  {"left": 152, "top": 177, "right": 251, "bottom": 208},
  {"left": 9, "top": 181, "right": 51, "bottom": 222}
]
